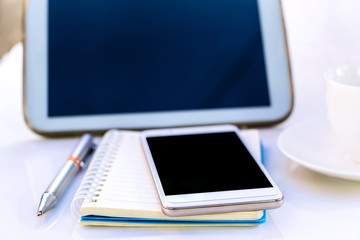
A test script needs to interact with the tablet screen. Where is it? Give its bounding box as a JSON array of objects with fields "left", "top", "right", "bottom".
[{"left": 48, "top": 0, "right": 269, "bottom": 117}]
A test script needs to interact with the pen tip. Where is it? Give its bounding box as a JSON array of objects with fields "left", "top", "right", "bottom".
[{"left": 37, "top": 192, "right": 57, "bottom": 217}]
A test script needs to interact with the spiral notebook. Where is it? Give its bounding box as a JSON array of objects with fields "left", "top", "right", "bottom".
[{"left": 71, "top": 129, "right": 266, "bottom": 227}]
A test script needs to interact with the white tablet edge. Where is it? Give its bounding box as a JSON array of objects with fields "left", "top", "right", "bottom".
[{"left": 24, "top": 0, "right": 293, "bottom": 135}]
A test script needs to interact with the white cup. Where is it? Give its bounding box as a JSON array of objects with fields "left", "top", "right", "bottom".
[{"left": 324, "top": 66, "right": 360, "bottom": 162}]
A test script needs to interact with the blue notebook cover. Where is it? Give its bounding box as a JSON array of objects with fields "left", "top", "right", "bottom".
[{"left": 81, "top": 212, "right": 266, "bottom": 226}]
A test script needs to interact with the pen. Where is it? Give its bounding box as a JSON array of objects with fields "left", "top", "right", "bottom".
[{"left": 37, "top": 134, "right": 94, "bottom": 216}]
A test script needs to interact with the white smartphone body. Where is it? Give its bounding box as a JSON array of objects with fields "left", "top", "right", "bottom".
[{"left": 141, "top": 125, "right": 283, "bottom": 217}]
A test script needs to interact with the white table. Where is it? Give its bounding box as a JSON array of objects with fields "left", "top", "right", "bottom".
[{"left": 1, "top": 1, "right": 360, "bottom": 239}]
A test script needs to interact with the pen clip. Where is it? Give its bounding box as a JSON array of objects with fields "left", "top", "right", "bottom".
[{"left": 81, "top": 143, "right": 97, "bottom": 168}]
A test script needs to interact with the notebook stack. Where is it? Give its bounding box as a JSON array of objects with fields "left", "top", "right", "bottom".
[{"left": 71, "top": 129, "right": 266, "bottom": 227}]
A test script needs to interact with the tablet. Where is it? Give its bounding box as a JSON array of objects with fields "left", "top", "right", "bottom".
[{"left": 24, "top": 0, "right": 293, "bottom": 135}]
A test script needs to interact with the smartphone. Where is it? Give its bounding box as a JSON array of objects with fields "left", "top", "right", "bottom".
[{"left": 140, "top": 125, "right": 283, "bottom": 217}]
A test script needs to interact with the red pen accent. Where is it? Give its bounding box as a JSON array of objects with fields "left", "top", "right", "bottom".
[{"left": 67, "top": 156, "right": 82, "bottom": 169}]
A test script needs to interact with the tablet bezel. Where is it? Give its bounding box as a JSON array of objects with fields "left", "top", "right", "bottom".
[{"left": 24, "top": 0, "right": 293, "bottom": 135}]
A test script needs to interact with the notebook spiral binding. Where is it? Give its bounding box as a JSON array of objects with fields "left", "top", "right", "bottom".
[{"left": 71, "top": 130, "right": 124, "bottom": 218}]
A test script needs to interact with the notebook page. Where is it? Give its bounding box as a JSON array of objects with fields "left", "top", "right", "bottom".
[
  {"left": 79, "top": 130, "right": 263, "bottom": 221},
  {"left": 91, "top": 131, "right": 161, "bottom": 211}
]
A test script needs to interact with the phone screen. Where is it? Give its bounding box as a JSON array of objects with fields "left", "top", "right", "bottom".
[{"left": 146, "top": 132, "right": 272, "bottom": 196}]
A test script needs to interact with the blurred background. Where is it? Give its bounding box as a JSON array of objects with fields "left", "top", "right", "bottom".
[{"left": 0, "top": 0, "right": 22, "bottom": 59}]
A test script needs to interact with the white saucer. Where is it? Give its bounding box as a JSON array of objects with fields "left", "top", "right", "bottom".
[{"left": 278, "top": 118, "right": 360, "bottom": 181}]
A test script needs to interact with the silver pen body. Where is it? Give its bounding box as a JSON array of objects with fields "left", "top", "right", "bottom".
[
  {"left": 46, "top": 161, "right": 78, "bottom": 197},
  {"left": 37, "top": 134, "right": 93, "bottom": 216}
]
